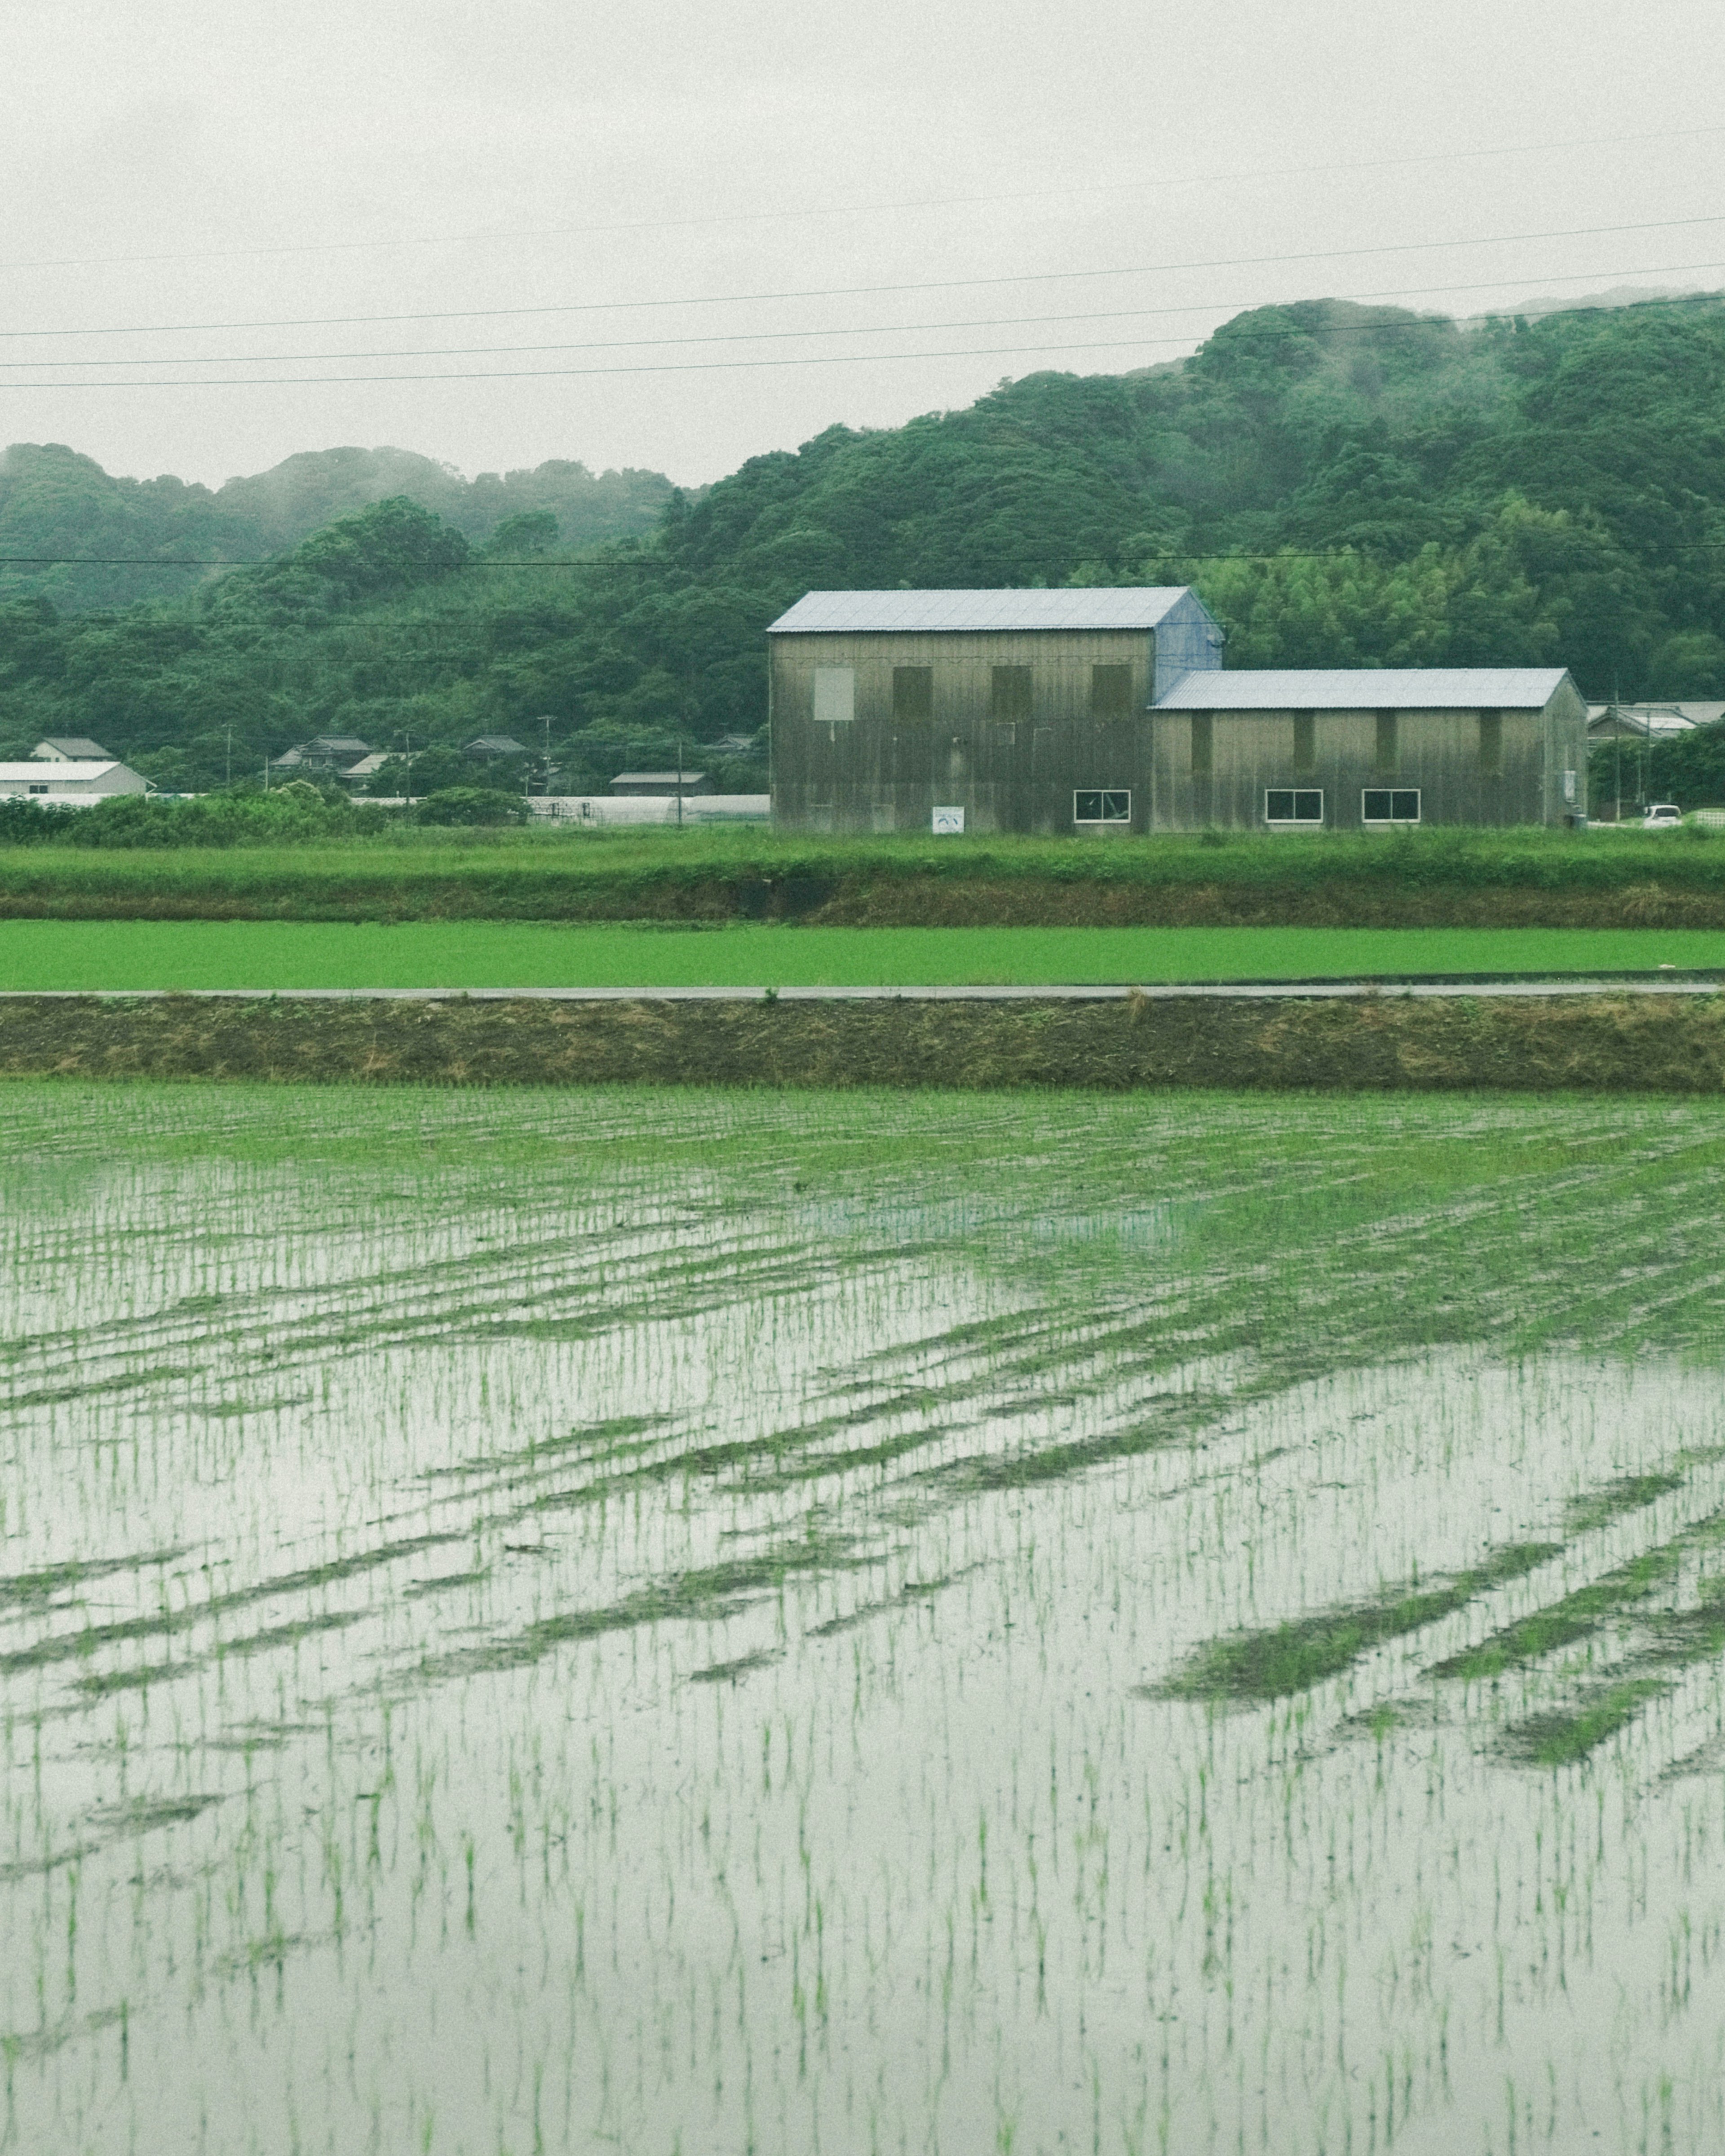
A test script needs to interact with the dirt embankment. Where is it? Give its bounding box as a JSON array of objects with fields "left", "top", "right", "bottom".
[
  {"left": 788, "top": 877, "right": 1725, "bottom": 930},
  {"left": 4, "top": 992, "right": 1723, "bottom": 1093},
  {"left": 2, "top": 872, "right": 1723, "bottom": 928}
]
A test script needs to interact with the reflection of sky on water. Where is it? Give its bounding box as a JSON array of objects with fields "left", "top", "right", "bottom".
[{"left": 4, "top": 1088, "right": 1725, "bottom": 2155}]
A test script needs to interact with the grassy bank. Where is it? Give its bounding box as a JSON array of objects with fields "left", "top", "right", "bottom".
[
  {"left": 2, "top": 824, "right": 1725, "bottom": 925},
  {"left": 1, "top": 919, "right": 1722, "bottom": 989},
  {"left": 4, "top": 988, "right": 1723, "bottom": 1090}
]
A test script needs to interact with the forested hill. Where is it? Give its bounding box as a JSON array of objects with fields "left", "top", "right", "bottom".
[
  {"left": 2, "top": 292, "right": 1724, "bottom": 793},
  {"left": 0, "top": 443, "right": 679, "bottom": 612}
]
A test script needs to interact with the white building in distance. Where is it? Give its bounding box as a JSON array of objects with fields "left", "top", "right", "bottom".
[{"left": 0, "top": 760, "right": 151, "bottom": 802}]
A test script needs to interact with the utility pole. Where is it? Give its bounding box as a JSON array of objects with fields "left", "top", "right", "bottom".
[
  {"left": 676, "top": 726, "right": 684, "bottom": 828},
  {"left": 1612, "top": 676, "right": 1622, "bottom": 823},
  {"left": 404, "top": 730, "right": 413, "bottom": 808},
  {"left": 225, "top": 724, "right": 233, "bottom": 792}
]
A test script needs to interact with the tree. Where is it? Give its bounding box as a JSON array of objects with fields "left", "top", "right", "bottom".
[{"left": 482, "top": 511, "right": 559, "bottom": 558}]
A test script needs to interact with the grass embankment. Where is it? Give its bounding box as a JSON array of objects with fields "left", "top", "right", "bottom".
[
  {"left": 2, "top": 919, "right": 1723, "bottom": 990},
  {"left": 4, "top": 989, "right": 1724, "bottom": 1090},
  {"left": 4, "top": 825, "right": 1725, "bottom": 926}
]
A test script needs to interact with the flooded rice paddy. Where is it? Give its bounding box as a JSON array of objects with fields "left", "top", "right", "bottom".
[{"left": 4, "top": 1081, "right": 1725, "bottom": 2155}]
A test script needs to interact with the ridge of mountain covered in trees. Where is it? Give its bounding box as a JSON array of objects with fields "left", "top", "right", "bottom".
[
  {"left": 2, "top": 292, "right": 1724, "bottom": 794},
  {"left": 0, "top": 443, "right": 679, "bottom": 614}
]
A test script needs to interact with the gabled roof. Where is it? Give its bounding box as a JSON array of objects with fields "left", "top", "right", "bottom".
[
  {"left": 0, "top": 761, "right": 122, "bottom": 779},
  {"left": 33, "top": 736, "right": 111, "bottom": 759},
  {"left": 768, "top": 588, "right": 1195, "bottom": 633},
  {"left": 464, "top": 735, "right": 530, "bottom": 754},
  {"left": 1587, "top": 701, "right": 1725, "bottom": 735},
  {"left": 1154, "top": 668, "right": 1571, "bottom": 710}
]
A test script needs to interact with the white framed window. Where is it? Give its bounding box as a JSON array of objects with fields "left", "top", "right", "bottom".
[
  {"left": 1362, "top": 788, "right": 1420, "bottom": 823},
  {"left": 27, "top": 784, "right": 49, "bottom": 795},
  {"left": 813, "top": 666, "right": 855, "bottom": 724},
  {"left": 1265, "top": 789, "right": 1323, "bottom": 824},
  {"left": 1074, "top": 788, "right": 1131, "bottom": 824}
]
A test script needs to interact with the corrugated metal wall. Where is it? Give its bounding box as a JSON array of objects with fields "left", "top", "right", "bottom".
[
  {"left": 1147, "top": 706, "right": 1557, "bottom": 828},
  {"left": 771, "top": 629, "right": 1161, "bottom": 833},
  {"left": 770, "top": 638, "right": 1588, "bottom": 832}
]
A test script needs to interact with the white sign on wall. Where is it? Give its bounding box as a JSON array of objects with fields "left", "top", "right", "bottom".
[
  {"left": 931, "top": 805, "right": 965, "bottom": 834},
  {"left": 813, "top": 666, "right": 855, "bottom": 725}
]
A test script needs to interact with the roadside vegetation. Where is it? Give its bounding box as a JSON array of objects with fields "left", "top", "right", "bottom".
[{"left": 1, "top": 820, "right": 1725, "bottom": 925}]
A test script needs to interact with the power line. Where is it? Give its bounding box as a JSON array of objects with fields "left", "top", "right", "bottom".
[
  {"left": 5, "top": 122, "right": 1722, "bottom": 280},
  {"left": 4, "top": 210, "right": 1724, "bottom": 344},
  {"left": 5, "top": 288, "right": 1721, "bottom": 394},
  {"left": 6, "top": 256, "right": 1724, "bottom": 374},
  {"left": 0, "top": 554, "right": 666, "bottom": 569}
]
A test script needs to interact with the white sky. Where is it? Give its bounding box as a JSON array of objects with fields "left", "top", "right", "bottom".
[{"left": 4, "top": 0, "right": 1723, "bottom": 493}]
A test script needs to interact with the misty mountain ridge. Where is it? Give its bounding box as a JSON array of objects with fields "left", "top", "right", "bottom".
[{"left": 0, "top": 442, "right": 681, "bottom": 612}]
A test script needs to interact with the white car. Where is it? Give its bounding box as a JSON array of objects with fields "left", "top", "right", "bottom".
[{"left": 1641, "top": 803, "right": 1685, "bottom": 830}]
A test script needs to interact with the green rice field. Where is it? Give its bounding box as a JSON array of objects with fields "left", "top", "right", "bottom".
[
  {"left": 1, "top": 917, "right": 1722, "bottom": 989},
  {"left": 6, "top": 1080, "right": 1725, "bottom": 2153}
]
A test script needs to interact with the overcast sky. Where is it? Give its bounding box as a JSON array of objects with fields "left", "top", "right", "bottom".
[{"left": 4, "top": 0, "right": 1724, "bottom": 495}]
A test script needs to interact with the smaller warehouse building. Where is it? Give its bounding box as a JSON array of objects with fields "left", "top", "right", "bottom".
[
  {"left": 0, "top": 759, "right": 150, "bottom": 802},
  {"left": 1153, "top": 668, "right": 1588, "bottom": 831},
  {"left": 767, "top": 589, "right": 1588, "bottom": 831}
]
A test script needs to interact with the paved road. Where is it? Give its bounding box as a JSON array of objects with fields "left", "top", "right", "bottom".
[{"left": 1, "top": 978, "right": 1720, "bottom": 1004}]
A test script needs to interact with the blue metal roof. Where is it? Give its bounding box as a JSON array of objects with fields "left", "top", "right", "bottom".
[
  {"left": 1154, "top": 668, "right": 1570, "bottom": 710},
  {"left": 768, "top": 588, "right": 1194, "bottom": 633}
]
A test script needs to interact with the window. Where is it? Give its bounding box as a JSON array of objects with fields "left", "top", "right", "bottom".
[
  {"left": 1374, "top": 711, "right": 1398, "bottom": 773},
  {"left": 1293, "top": 713, "right": 1316, "bottom": 776},
  {"left": 1190, "top": 713, "right": 1212, "bottom": 777},
  {"left": 990, "top": 665, "right": 1032, "bottom": 721},
  {"left": 1477, "top": 710, "right": 1502, "bottom": 777},
  {"left": 812, "top": 665, "right": 854, "bottom": 725},
  {"left": 1265, "top": 789, "right": 1323, "bottom": 824},
  {"left": 27, "top": 783, "right": 48, "bottom": 795},
  {"left": 1074, "top": 789, "right": 1131, "bottom": 824},
  {"left": 1091, "top": 664, "right": 1132, "bottom": 718},
  {"left": 1362, "top": 789, "right": 1420, "bottom": 823},
  {"left": 892, "top": 665, "right": 933, "bottom": 721}
]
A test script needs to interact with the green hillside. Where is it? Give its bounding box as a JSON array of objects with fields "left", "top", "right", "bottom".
[
  {"left": 0, "top": 443, "right": 678, "bottom": 613},
  {"left": 3, "top": 293, "right": 1724, "bottom": 795}
]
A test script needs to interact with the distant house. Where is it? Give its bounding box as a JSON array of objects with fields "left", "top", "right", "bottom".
[
  {"left": 610, "top": 770, "right": 712, "bottom": 797},
  {"left": 463, "top": 735, "right": 531, "bottom": 762},
  {"left": 0, "top": 760, "right": 150, "bottom": 801},
  {"left": 271, "top": 736, "right": 371, "bottom": 775},
  {"left": 1586, "top": 702, "right": 1725, "bottom": 740},
  {"left": 32, "top": 736, "right": 114, "bottom": 762},
  {"left": 340, "top": 752, "right": 393, "bottom": 781}
]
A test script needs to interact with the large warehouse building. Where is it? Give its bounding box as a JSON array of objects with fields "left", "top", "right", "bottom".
[{"left": 767, "top": 588, "right": 1588, "bottom": 832}]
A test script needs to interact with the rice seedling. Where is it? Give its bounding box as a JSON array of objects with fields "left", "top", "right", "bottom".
[
  {"left": 2, "top": 1080, "right": 1724, "bottom": 2152},
  {"left": 0, "top": 917, "right": 1722, "bottom": 991}
]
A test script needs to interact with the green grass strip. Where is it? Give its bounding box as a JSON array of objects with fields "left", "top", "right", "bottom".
[
  {"left": 1504, "top": 1680, "right": 1672, "bottom": 1766},
  {"left": 0, "top": 919, "right": 1722, "bottom": 990},
  {"left": 1149, "top": 1542, "right": 1558, "bottom": 1702}
]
